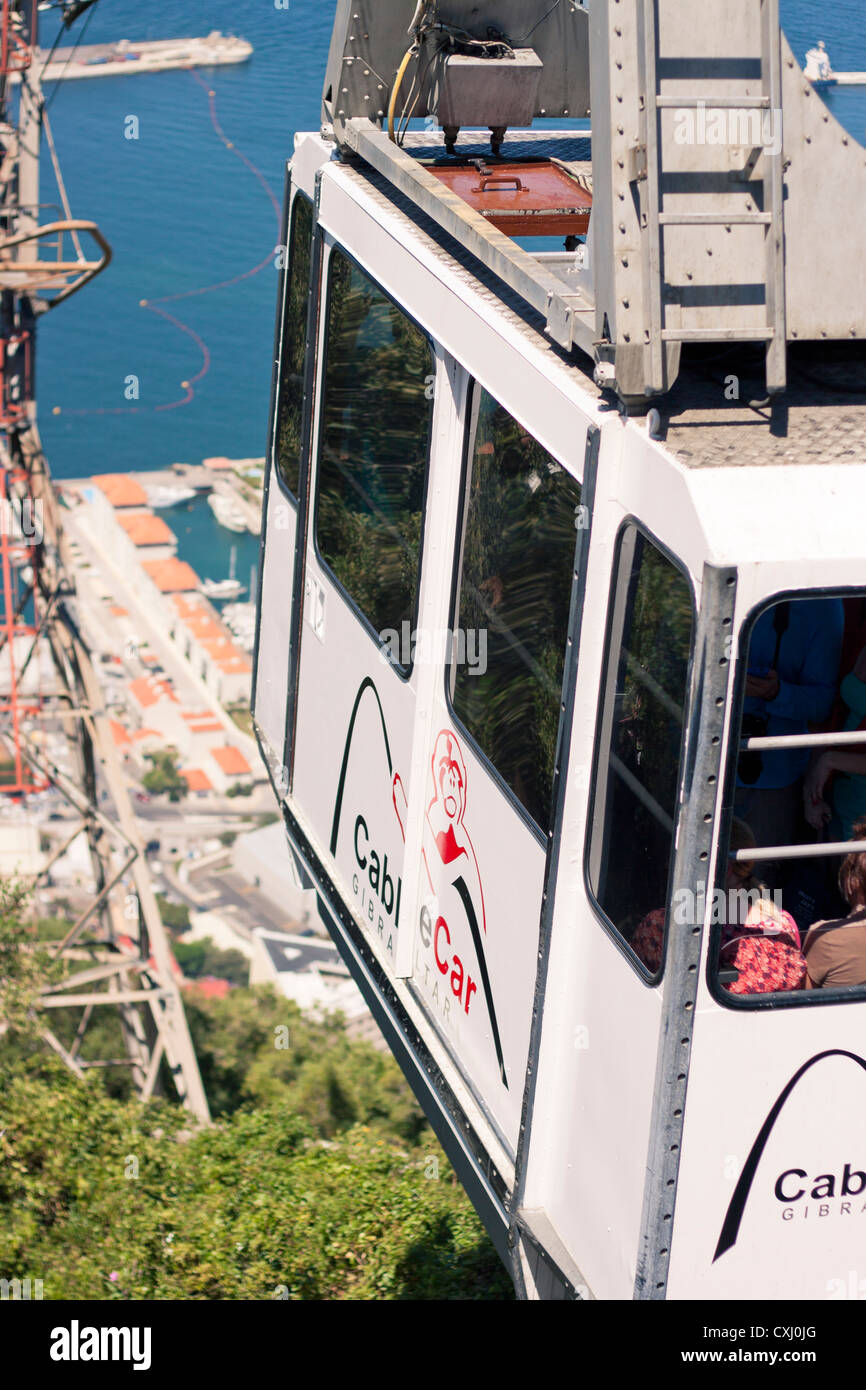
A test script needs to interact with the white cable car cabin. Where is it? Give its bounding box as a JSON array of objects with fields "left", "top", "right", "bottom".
[{"left": 253, "top": 0, "right": 866, "bottom": 1300}]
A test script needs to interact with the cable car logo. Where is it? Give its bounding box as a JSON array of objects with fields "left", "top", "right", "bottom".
[
  {"left": 406, "top": 729, "right": 507, "bottom": 1088},
  {"left": 713, "top": 1049, "right": 866, "bottom": 1261},
  {"left": 330, "top": 677, "right": 402, "bottom": 956},
  {"left": 329, "top": 682, "right": 507, "bottom": 1088},
  {"left": 422, "top": 732, "right": 485, "bottom": 923}
]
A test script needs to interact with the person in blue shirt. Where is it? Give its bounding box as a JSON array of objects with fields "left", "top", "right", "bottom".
[
  {"left": 735, "top": 597, "right": 844, "bottom": 877},
  {"left": 805, "top": 642, "right": 866, "bottom": 841}
]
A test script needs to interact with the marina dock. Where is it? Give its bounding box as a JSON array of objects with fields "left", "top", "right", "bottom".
[
  {"left": 29, "top": 32, "right": 252, "bottom": 83},
  {"left": 61, "top": 459, "right": 264, "bottom": 538}
]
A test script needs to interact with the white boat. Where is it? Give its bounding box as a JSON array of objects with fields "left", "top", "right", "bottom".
[
  {"left": 221, "top": 601, "right": 256, "bottom": 652},
  {"left": 201, "top": 576, "right": 244, "bottom": 599},
  {"left": 145, "top": 483, "right": 196, "bottom": 509},
  {"left": 208, "top": 491, "right": 247, "bottom": 534},
  {"left": 201, "top": 546, "right": 245, "bottom": 600},
  {"left": 804, "top": 41, "right": 834, "bottom": 84}
]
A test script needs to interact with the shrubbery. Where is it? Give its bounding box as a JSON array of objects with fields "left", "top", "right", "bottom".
[
  {"left": 0, "top": 1061, "right": 510, "bottom": 1300},
  {"left": 0, "top": 879, "right": 512, "bottom": 1300}
]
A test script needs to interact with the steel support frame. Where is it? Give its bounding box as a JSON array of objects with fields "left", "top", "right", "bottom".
[
  {"left": 10, "top": 425, "right": 210, "bottom": 1121},
  {"left": 342, "top": 118, "right": 597, "bottom": 357}
]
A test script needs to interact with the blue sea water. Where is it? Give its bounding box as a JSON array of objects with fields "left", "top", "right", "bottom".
[
  {"left": 39, "top": 0, "right": 338, "bottom": 481},
  {"left": 35, "top": 0, "right": 866, "bottom": 499}
]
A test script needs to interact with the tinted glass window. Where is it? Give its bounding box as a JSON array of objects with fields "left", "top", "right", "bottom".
[
  {"left": 588, "top": 526, "right": 693, "bottom": 971},
  {"left": 316, "top": 248, "right": 434, "bottom": 647},
  {"left": 274, "top": 194, "right": 313, "bottom": 498},
  {"left": 451, "top": 388, "right": 581, "bottom": 829},
  {"left": 713, "top": 593, "right": 866, "bottom": 1004}
]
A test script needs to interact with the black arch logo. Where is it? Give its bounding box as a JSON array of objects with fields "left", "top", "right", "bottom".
[
  {"left": 714, "top": 1048, "right": 866, "bottom": 1262},
  {"left": 453, "top": 876, "right": 508, "bottom": 1090},
  {"left": 330, "top": 677, "right": 393, "bottom": 856}
]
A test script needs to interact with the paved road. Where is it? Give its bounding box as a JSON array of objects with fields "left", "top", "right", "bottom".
[{"left": 193, "top": 865, "right": 300, "bottom": 934}]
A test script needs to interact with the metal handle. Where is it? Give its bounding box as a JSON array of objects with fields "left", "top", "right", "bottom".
[{"left": 475, "top": 175, "right": 523, "bottom": 193}]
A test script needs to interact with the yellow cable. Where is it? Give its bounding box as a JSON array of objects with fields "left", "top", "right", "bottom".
[{"left": 388, "top": 47, "right": 415, "bottom": 143}]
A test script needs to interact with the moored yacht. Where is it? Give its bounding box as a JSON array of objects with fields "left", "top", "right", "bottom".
[{"left": 208, "top": 491, "right": 247, "bottom": 534}]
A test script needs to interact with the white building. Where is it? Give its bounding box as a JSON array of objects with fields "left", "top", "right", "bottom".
[
  {"left": 167, "top": 590, "right": 252, "bottom": 706},
  {"left": 79, "top": 477, "right": 177, "bottom": 575},
  {"left": 233, "top": 820, "right": 316, "bottom": 925},
  {"left": 249, "top": 928, "right": 373, "bottom": 1032},
  {"left": 185, "top": 909, "right": 255, "bottom": 960},
  {"left": 0, "top": 821, "right": 45, "bottom": 877},
  {"left": 75, "top": 472, "right": 254, "bottom": 712},
  {"left": 206, "top": 744, "right": 254, "bottom": 793},
  {"left": 46, "top": 828, "right": 95, "bottom": 893}
]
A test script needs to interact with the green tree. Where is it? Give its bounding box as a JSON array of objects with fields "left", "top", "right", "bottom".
[
  {"left": 156, "top": 894, "right": 190, "bottom": 933},
  {"left": 36, "top": 915, "right": 73, "bottom": 942},
  {"left": 142, "top": 750, "right": 187, "bottom": 802},
  {"left": 184, "top": 986, "right": 424, "bottom": 1142},
  {"left": 174, "top": 937, "right": 249, "bottom": 987},
  {"left": 0, "top": 881, "right": 64, "bottom": 1042}
]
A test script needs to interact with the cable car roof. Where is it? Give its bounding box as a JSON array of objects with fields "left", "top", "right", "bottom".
[{"left": 310, "top": 129, "right": 866, "bottom": 476}]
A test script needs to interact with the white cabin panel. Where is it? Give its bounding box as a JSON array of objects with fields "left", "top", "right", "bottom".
[
  {"left": 668, "top": 1001, "right": 866, "bottom": 1300},
  {"left": 540, "top": 917, "right": 664, "bottom": 1299},
  {"left": 518, "top": 484, "right": 677, "bottom": 1298},
  {"left": 292, "top": 547, "right": 417, "bottom": 974},
  {"left": 253, "top": 466, "right": 296, "bottom": 771},
  {"left": 408, "top": 710, "right": 547, "bottom": 1156}
]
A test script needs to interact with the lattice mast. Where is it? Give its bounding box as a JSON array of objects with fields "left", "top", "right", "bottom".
[{"left": 0, "top": 0, "right": 209, "bottom": 1121}]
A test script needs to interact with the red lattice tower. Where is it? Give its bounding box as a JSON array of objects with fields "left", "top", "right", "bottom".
[
  {"left": 0, "top": 0, "right": 33, "bottom": 76},
  {"left": 0, "top": 328, "right": 47, "bottom": 796}
]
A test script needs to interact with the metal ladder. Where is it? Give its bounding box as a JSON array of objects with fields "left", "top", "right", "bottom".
[{"left": 640, "top": 0, "right": 786, "bottom": 394}]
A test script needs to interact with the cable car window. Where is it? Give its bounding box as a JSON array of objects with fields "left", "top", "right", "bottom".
[
  {"left": 712, "top": 593, "right": 866, "bottom": 1005},
  {"left": 274, "top": 194, "right": 313, "bottom": 500},
  {"left": 587, "top": 525, "right": 694, "bottom": 974},
  {"left": 449, "top": 387, "right": 581, "bottom": 831},
  {"left": 315, "top": 248, "right": 433, "bottom": 652}
]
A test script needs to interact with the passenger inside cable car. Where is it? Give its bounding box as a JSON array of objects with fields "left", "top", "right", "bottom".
[
  {"left": 719, "top": 897, "right": 806, "bottom": 995},
  {"left": 710, "top": 594, "right": 866, "bottom": 997},
  {"left": 613, "top": 588, "right": 866, "bottom": 996},
  {"left": 803, "top": 602, "right": 866, "bottom": 840},
  {"left": 803, "top": 817, "right": 866, "bottom": 989},
  {"left": 734, "top": 596, "right": 843, "bottom": 881},
  {"left": 631, "top": 817, "right": 762, "bottom": 974}
]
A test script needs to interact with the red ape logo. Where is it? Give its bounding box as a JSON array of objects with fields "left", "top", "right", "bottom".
[
  {"left": 394, "top": 728, "right": 506, "bottom": 1087},
  {"left": 422, "top": 731, "right": 486, "bottom": 925}
]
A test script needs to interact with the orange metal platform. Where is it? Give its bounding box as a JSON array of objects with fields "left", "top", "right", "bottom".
[{"left": 426, "top": 158, "right": 592, "bottom": 238}]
